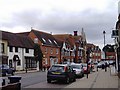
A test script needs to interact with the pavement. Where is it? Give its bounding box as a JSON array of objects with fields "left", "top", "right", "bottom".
[
  {"left": 23, "top": 66, "right": 119, "bottom": 89},
  {"left": 15, "top": 70, "right": 39, "bottom": 74},
  {"left": 64, "top": 66, "right": 119, "bottom": 89}
]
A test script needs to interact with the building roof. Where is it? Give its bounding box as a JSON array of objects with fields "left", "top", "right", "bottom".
[
  {"left": 1, "top": 30, "right": 34, "bottom": 49},
  {"left": 31, "top": 29, "right": 59, "bottom": 47},
  {"left": 87, "top": 43, "right": 101, "bottom": 51},
  {"left": 53, "top": 34, "right": 77, "bottom": 48}
]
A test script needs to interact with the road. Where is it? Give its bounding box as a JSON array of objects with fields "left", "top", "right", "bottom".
[
  {"left": 16, "top": 71, "right": 47, "bottom": 87},
  {"left": 3, "top": 69, "right": 96, "bottom": 88},
  {"left": 8, "top": 71, "right": 68, "bottom": 88}
]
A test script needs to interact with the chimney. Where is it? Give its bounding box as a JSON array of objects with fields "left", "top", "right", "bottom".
[{"left": 74, "top": 31, "right": 78, "bottom": 36}]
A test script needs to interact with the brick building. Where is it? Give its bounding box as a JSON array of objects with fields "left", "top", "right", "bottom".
[
  {"left": 28, "top": 29, "right": 61, "bottom": 68},
  {"left": 86, "top": 43, "right": 101, "bottom": 63}
]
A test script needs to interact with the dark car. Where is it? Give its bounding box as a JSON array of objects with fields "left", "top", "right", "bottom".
[
  {"left": 47, "top": 64, "right": 76, "bottom": 84},
  {"left": 0, "top": 64, "right": 15, "bottom": 76}
]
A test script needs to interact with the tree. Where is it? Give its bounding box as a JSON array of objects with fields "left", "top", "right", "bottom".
[
  {"left": 34, "top": 44, "right": 43, "bottom": 71},
  {"left": 102, "top": 44, "right": 115, "bottom": 52}
]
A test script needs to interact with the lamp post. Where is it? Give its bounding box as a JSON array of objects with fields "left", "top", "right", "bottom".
[
  {"left": 103, "top": 31, "right": 107, "bottom": 72},
  {"left": 103, "top": 31, "right": 106, "bottom": 47}
]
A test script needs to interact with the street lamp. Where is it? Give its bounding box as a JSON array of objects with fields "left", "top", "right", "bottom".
[
  {"left": 103, "top": 31, "right": 107, "bottom": 72},
  {"left": 103, "top": 31, "right": 106, "bottom": 47}
]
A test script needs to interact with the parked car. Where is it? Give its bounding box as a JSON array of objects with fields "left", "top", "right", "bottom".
[
  {"left": 0, "top": 64, "right": 15, "bottom": 76},
  {"left": 88, "top": 63, "right": 94, "bottom": 70},
  {"left": 47, "top": 64, "right": 76, "bottom": 84},
  {"left": 82, "top": 63, "right": 90, "bottom": 74},
  {"left": 109, "top": 60, "right": 115, "bottom": 65},
  {"left": 71, "top": 63, "right": 84, "bottom": 78},
  {"left": 97, "top": 61, "right": 105, "bottom": 69}
]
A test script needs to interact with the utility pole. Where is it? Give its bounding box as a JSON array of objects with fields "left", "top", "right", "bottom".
[{"left": 103, "top": 31, "right": 107, "bottom": 72}]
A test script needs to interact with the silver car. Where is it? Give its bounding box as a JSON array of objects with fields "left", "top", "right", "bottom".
[{"left": 71, "top": 63, "right": 84, "bottom": 78}]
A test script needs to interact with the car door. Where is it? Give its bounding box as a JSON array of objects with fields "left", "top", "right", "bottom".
[{"left": 68, "top": 66, "right": 75, "bottom": 79}]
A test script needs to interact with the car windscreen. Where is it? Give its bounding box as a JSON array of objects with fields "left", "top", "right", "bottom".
[
  {"left": 50, "top": 66, "right": 64, "bottom": 72},
  {"left": 71, "top": 65, "right": 81, "bottom": 69}
]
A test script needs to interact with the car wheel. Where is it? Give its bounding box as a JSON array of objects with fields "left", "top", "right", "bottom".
[
  {"left": 65, "top": 77, "right": 70, "bottom": 84},
  {"left": 47, "top": 79, "right": 51, "bottom": 83}
]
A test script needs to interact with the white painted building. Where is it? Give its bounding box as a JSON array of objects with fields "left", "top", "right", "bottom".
[
  {"left": 8, "top": 47, "right": 34, "bottom": 71},
  {"left": 1, "top": 30, "right": 36, "bottom": 71}
]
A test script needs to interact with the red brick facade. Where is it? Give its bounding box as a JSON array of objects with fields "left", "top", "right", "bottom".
[{"left": 28, "top": 30, "right": 61, "bottom": 67}]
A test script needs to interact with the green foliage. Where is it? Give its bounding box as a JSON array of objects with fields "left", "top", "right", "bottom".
[
  {"left": 34, "top": 43, "right": 43, "bottom": 71},
  {"left": 34, "top": 44, "right": 43, "bottom": 61},
  {"left": 102, "top": 44, "right": 115, "bottom": 52}
]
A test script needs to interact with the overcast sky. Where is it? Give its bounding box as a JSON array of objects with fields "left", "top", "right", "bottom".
[{"left": 0, "top": 0, "right": 119, "bottom": 49}]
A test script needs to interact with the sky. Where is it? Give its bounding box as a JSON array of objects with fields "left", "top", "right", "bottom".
[{"left": 0, "top": 0, "right": 119, "bottom": 49}]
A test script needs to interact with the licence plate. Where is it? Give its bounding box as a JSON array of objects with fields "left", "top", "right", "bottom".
[{"left": 52, "top": 72, "right": 61, "bottom": 74}]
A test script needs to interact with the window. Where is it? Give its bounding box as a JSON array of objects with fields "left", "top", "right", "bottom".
[
  {"left": 34, "top": 38, "right": 38, "bottom": 43},
  {"left": 48, "top": 39, "right": 52, "bottom": 44},
  {"left": 54, "top": 40, "right": 58, "bottom": 45},
  {"left": 26, "top": 48, "right": 29, "bottom": 53},
  {"left": 56, "top": 49, "right": 59, "bottom": 54},
  {"left": 9, "top": 46, "right": 13, "bottom": 52},
  {"left": 15, "top": 47, "right": 18, "bottom": 52},
  {"left": 42, "top": 38, "right": 46, "bottom": 43},
  {"left": 45, "top": 48, "right": 47, "bottom": 53},
  {"left": 17, "top": 60, "right": 21, "bottom": 66},
  {"left": 51, "top": 49, "right": 53, "bottom": 54},
  {"left": 1, "top": 43, "right": 4, "bottom": 53},
  {"left": 25, "top": 58, "right": 37, "bottom": 68}
]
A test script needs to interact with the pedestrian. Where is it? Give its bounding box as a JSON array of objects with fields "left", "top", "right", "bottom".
[
  {"left": 105, "top": 62, "right": 107, "bottom": 72},
  {"left": 43, "top": 65, "right": 46, "bottom": 71},
  {"left": 42, "top": 60, "right": 46, "bottom": 71},
  {"left": 97, "top": 66, "right": 98, "bottom": 71}
]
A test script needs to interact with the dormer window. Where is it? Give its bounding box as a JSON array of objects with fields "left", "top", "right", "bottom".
[
  {"left": 54, "top": 40, "right": 58, "bottom": 45},
  {"left": 48, "top": 39, "right": 52, "bottom": 44},
  {"left": 34, "top": 38, "right": 38, "bottom": 44},
  {"left": 42, "top": 38, "right": 46, "bottom": 43}
]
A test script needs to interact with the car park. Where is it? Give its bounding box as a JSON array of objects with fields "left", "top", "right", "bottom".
[
  {"left": 47, "top": 64, "right": 76, "bottom": 84},
  {"left": 0, "top": 64, "right": 15, "bottom": 76},
  {"left": 71, "top": 63, "right": 84, "bottom": 78}
]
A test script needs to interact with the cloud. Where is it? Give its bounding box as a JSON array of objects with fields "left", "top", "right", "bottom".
[{"left": 0, "top": 0, "right": 118, "bottom": 49}]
